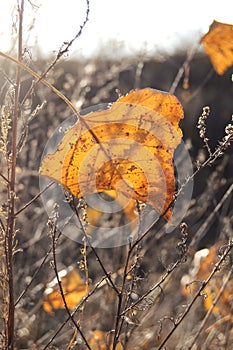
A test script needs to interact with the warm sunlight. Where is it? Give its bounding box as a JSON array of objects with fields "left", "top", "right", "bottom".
[
  {"left": 1, "top": 1, "right": 233, "bottom": 349},
  {"left": 0, "top": 0, "right": 232, "bottom": 57}
]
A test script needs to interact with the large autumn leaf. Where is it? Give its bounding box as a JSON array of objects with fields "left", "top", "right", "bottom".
[
  {"left": 40, "top": 88, "right": 184, "bottom": 222},
  {"left": 201, "top": 20, "right": 233, "bottom": 75}
]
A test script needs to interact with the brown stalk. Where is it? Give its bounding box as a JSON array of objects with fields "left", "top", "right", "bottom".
[{"left": 6, "top": 1, "right": 24, "bottom": 348}]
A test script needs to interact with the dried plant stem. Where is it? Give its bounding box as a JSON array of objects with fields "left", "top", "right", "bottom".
[
  {"left": 6, "top": 1, "right": 24, "bottom": 348},
  {"left": 49, "top": 220, "right": 91, "bottom": 350},
  {"left": 0, "top": 0, "right": 90, "bottom": 119},
  {"left": 14, "top": 181, "right": 54, "bottom": 216},
  {"left": 113, "top": 220, "right": 187, "bottom": 347},
  {"left": 20, "top": 0, "right": 90, "bottom": 108},
  {"left": 120, "top": 257, "right": 181, "bottom": 317},
  {"left": 0, "top": 52, "right": 80, "bottom": 116},
  {"left": 169, "top": 42, "right": 198, "bottom": 94},
  {"left": 70, "top": 197, "right": 120, "bottom": 296},
  {"left": 112, "top": 247, "right": 132, "bottom": 349},
  {"left": 14, "top": 243, "right": 54, "bottom": 307}
]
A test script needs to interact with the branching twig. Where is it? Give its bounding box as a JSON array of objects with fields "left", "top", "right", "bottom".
[
  {"left": 70, "top": 197, "right": 120, "bottom": 296},
  {"left": 121, "top": 256, "right": 181, "bottom": 317},
  {"left": 19, "top": 0, "right": 90, "bottom": 109},
  {"left": 0, "top": 52, "right": 80, "bottom": 116},
  {"left": 54, "top": 0, "right": 90, "bottom": 59}
]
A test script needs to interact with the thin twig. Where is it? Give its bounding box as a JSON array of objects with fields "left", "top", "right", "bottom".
[
  {"left": 169, "top": 42, "right": 198, "bottom": 94},
  {"left": 14, "top": 181, "right": 54, "bottom": 216},
  {"left": 19, "top": 0, "right": 90, "bottom": 108},
  {"left": 112, "top": 247, "right": 131, "bottom": 349},
  {"left": 190, "top": 183, "right": 233, "bottom": 248},
  {"left": 0, "top": 172, "right": 10, "bottom": 183},
  {"left": 71, "top": 197, "right": 120, "bottom": 296},
  {"left": 0, "top": 52, "right": 80, "bottom": 116},
  {"left": 42, "top": 276, "right": 106, "bottom": 349},
  {"left": 49, "top": 219, "right": 91, "bottom": 350},
  {"left": 14, "top": 241, "right": 55, "bottom": 306},
  {"left": 113, "top": 224, "right": 188, "bottom": 347},
  {"left": 120, "top": 243, "right": 141, "bottom": 342},
  {"left": 120, "top": 256, "right": 181, "bottom": 317},
  {"left": 0, "top": 217, "right": 6, "bottom": 232}
]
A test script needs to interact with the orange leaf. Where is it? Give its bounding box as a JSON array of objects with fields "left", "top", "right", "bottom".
[
  {"left": 43, "top": 267, "right": 88, "bottom": 314},
  {"left": 88, "top": 330, "right": 123, "bottom": 350},
  {"left": 86, "top": 190, "right": 137, "bottom": 227},
  {"left": 40, "top": 88, "right": 184, "bottom": 222},
  {"left": 201, "top": 20, "right": 233, "bottom": 75},
  {"left": 181, "top": 243, "right": 233, "bottom": 327},
  {"left": 103, "top": 190, "right": 137, "bottom": 223}
]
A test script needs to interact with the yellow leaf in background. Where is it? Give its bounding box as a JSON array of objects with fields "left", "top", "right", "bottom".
[
  {"left": 103, "top": 190, "right": 137, "bottom": 223},
  {"left": 40, "top": 88, "right": 184, "bottom": 223},
  {"left": 181, "top": 242, "right": 233, "bottom": 330},
  {"left": 88, "top": 330, "right": 106, "bottom": 350},
  {"left": 201, "top": 20, "right": 233, "bottom": 75},
  {"left": 43, "top": 267, "right": 88, "bottom": 314},
  {"left": 88, "top": 330, "right": 123, "bottom": 350},
  {"left": 86, "top": 190, "right": 137, "bottom": 227}
]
